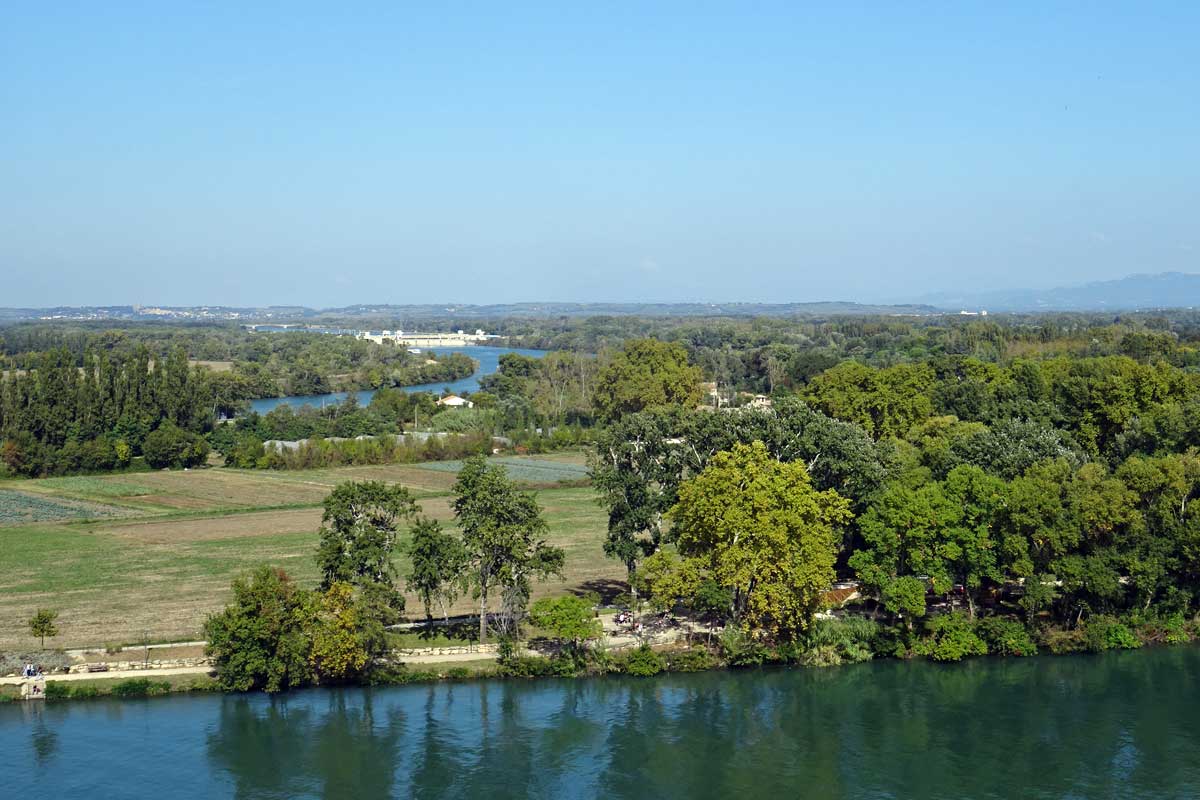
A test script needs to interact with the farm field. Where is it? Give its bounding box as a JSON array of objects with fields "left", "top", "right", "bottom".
[
  {"left": 420, "top": 455, "right": 590, "bottom": 483},
  {"left": 0, "top": 489, "right": 129, "bottom": 526},
  {"left": 0, "top": 453, "right": 622, "bottom": 649}
]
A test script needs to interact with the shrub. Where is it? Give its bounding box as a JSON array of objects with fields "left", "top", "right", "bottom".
[
  {"left": 44, "top": 681, "right": 71, "bottom": 700},
  {"left": 42, "top": 681, "right": 104, "bottom": 700},
  {"left": 621, "top": 645, "right": 666, "bottom": 677},
  {"left": 586, "top": 647, "right": 620, "bottom": 675},
  {"left": 976, "top": 617, "right": 1038, "bottom": 657},
  {"left": 1135, "top": 614, "right": 1193, "bottom": 646},
  {"left": 915, "top": 613, "right": 988, "bottom": 662},
  {"left": 180, "top": 676, "right": 221, "bottom": 693},
  {"left": 111, "top": 678, "right": 171, "bottom": 698},
  {"left": 549, "top": 654, "right": 581, "bottom": 677},
  {"left": 719, "top": 626, "right": 767, "bottom": 667},
  {"left": 800, "top": 644, "right": 844, "bottom": 667},
  {"left": 801, "top": 617, "right": 879, "bottom": 666},
  {"left": 1040, "top": 627, "right": 1086, "bottom": 655},
  {"left": 143, "top": 423, "right": 209, "bottom": 469},
  {"left": 366, "top": 665, "right": 441, "bottom": 685},
  {"left": 1082, "top": 616, "right": 1141, "bottom": 653},
  {"left": 496, "top": 655, "right": 560, "bottom": 678},
  {"left": 1162, "top": 616, "right": 1193, "bottom": 645},
  {"left": 664, "top": 647, "right": 717, "bottom": 673}
]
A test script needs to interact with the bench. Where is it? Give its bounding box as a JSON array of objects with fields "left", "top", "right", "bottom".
[{"left": 86, "top": 663, "right": 110, "bottom": 673}]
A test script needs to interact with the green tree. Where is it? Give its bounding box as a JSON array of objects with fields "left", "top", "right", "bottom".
[
  {"left": 915, "top": 613, "right": 988, "bottom": 662},
  {"left": 692, "top": 579, "right": 734, "bottom": 640},
  {"left": 306, "top": 582, "right": 382, "bottom": 683},
  {"left": 452, "top": 457, "right": 565, "bottom": 641},
  {"left": 316, "top": 481, "right": 418, "bottom": 615},
  {"left": 28, "top": 608, "right": 59, "bottom": 648},
  {"left": 634, "top": 550, "right": 702, "bottom": 612},
  {"left": 590, "top": 408, "right": 688, "bottom": 611},
  {"left": 670, "top": 441, "right": 851, "bottom": 638},
  {"left": 941, "top": 465, "right": 1006, "bottom": 617},
  {"left": 142, "top": 422, "right": 210, "bottom": 469},
  {"left": 806, "top": 361, "right": 935, "bottom": 440},
  {"left": 405, "top": 517, "right": 467, "bottom": 624},
  {"left": 203, "top": 566, "right": 313, "bottom": 692},
  {"left": 529, "top": 595, "right": 602, "bottom": 654},
  {"left": 880, "top": 576, "right": 928, "bottom": 626},
  {"left": 852, "top": 466, "right": 1009, "bottom": 622},
  {"left": 592, "top": 339, "right": 702, "bottom": 421}
]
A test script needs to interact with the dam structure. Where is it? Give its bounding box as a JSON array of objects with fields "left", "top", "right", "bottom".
[{"left": 354, "top": 329, "right": 497, "bottom": 346}]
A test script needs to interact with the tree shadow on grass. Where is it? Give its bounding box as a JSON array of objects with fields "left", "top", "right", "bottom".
[{"left": 568, "top": 579, "right": 629, "bottom": 605}]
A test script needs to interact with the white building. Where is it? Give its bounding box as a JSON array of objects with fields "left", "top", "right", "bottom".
[{"left": 437, "top": 395, "right": 474, "bottom": 409}]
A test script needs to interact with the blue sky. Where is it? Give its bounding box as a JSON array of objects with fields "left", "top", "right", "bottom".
[{"left": 2, "top": 2, "right": 1197, "bottom": 307}]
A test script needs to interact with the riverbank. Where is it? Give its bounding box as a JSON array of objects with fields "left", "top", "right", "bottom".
[
  {"left": 246, "top": 346, "right": 548, "bottom": 414},
  {"left": 6, "top": 611, "right": 1198, "bottom": 705}
]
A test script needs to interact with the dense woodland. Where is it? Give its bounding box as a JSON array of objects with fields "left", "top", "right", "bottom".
[{"left": 0, "top": 346, "right": 214, "bottom": 473}]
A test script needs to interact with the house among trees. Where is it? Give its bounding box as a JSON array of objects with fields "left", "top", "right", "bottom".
[{"left": 437, "top": 394, "right": 474, "bottom": 409}]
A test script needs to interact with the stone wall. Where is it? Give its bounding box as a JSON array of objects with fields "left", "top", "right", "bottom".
[
  {"left": 67, "top": 657, "right": 211, "bottom": 674},
  {"left": 393, "top": 644, "right": 500, "bottom": 658}
]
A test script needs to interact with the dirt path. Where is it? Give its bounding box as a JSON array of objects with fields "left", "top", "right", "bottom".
[
  {"left": 3, "top": 617, "right": 700, "bottom": 685},
  {"left": 0, "top": 665, "right": 212, "bottom": 686}
]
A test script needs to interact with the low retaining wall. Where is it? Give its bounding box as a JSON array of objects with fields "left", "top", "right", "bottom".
[
  {"left": 67, "top": 657, "right": 211, "bottom": 674},
  {"left": 393, "top": 644, "right": 500, "bottom": 658}
]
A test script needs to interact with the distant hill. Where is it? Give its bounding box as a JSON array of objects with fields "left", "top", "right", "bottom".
[
  {"left": 919, "top": 272, "right": 1200, "bottom": 312},
  {"left": 6, "top": 273, "right": 1200, "bottom": 322},
  {"left": 317, "top": 301, "right": 943, "bottom": 319},
  {"left": 0, "top": 301, "right": 943, "bottom": 323}
]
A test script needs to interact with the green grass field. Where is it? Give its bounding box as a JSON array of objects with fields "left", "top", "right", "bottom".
[{"left": 0, "top": 454, "right": 624, "bottom": 649}]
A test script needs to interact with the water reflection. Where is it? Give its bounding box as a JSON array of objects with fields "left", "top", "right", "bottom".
[
  {"left": 207, "top": 693, "right": 405, "bottom": 799},
  {"left": 7, "top": 646, "right": 1200, "bottom": 798}
]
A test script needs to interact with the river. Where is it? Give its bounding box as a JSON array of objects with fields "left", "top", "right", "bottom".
[
  {"left": 247, "top": 346, "right": 548, "bottom": 415},
  {"left": 5, "top": 646, "right": 1200, "bottom": 798}
]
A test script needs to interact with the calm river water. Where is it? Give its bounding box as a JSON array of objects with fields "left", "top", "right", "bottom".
[
  {"left": 247, "top": 346, "right": 547, "bottom": 415},
  {"left": 4, "top": 646, "right": 1200, "bottom": 798}
]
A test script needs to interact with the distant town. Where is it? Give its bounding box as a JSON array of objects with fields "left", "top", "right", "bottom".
[{"left": 247, "top": 324, "right": 498, "bottom": 347}]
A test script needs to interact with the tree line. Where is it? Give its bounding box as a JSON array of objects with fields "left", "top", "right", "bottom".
[
  {"left": 0, "top": 323, "right": 475, "bottom": 404},
  {"left": 585, "top": 341, "right": 1200, "bottom": 661},
  {"left": 0, "top": 345, "right": 213, "bottom": 475}
]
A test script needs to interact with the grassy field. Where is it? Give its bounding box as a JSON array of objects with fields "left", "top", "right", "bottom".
[{"left": 0, "top": 453, "right": 624, "bottom": 649}]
